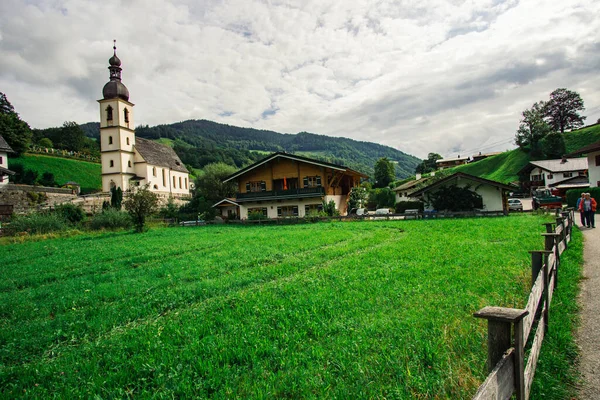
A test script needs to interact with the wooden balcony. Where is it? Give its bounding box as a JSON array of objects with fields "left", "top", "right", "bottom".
[{"left": 236, "top": 186, "right": 325, "bottom": 202}]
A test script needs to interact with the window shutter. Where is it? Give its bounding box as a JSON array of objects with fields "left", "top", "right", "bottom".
[
  {"left": 303, "top": 177, "right": 309, "bottom": 188},
  {"left": 246, "top": 182, "right": 251, "bottom": 192},
  {"left": 261, "top": 181, "right": 266, "bottom": 191},
  {"left": 316, "top": 176, "right": 322, "bottom": 186}
]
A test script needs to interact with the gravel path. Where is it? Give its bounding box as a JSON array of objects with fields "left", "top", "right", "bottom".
[{"left": 575, "top": 213, "right": 600, "bottom": 399}]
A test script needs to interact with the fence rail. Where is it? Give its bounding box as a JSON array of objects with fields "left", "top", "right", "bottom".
[{"left": 472, "top": 208, "right": 574, "bottom": 400}]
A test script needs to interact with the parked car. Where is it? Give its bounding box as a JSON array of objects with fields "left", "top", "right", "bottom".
[
  {"left": 508, "top": 198, "right": 523, "bottom": 211},
  {"left": 375, "top": 208, "right": 392, "bottom": 215},
  {"left": 349, "top": 208, "right": 369, "bottom": 216}
]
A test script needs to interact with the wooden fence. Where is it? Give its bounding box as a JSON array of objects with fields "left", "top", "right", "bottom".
[{"left": 472, "top": 208, "right": 575, "bottom": 399}]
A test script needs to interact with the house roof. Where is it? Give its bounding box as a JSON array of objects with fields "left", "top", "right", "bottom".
[
  {"left": 0, "top": 134, "right": 14, "bottom": 153},
  {"left": 212, "top": 198, "right": 239, "bottom": 208},
  {"left": 566, "top": 139, "right": 600, "bottom": 157},
  {"left": 436, "top": 156, "right": 469, "bottom": 163},
  {"left": 223, "top": 152, "right": 368, "bottom": 183},
  {"left": 519, "top": 158, "right": 588, "bottom": 175},
  {"left": 0, "top": 166, "right": 15, "bottom": 176},
  {"left": 548, "top": 175, "right": 589, "bottom": 188},
  {"left": 392, "top": 177, "right": 430, "bottom": 192},
  {"left": 134, "top": 138, "right": 188, "bottom": 173},
  {"left": 409, "top": 172, "right": 514, "bottom": 197},
  {"left": 472, "top": 151, "right": 501, "bottom": 159}
]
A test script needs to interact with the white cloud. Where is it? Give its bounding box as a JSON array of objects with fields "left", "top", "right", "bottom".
[{"left": 1, "top": 0, "right": 599, "bottom": 159}]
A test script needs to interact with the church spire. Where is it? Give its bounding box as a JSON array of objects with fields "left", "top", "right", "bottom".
[
  {"left": 108, "top": 39, "right": 122, "bottom": 81},
  {"left": 102, "top": 40, "right": 129, "bottom": 101}
]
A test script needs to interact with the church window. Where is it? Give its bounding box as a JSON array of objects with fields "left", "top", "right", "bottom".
[
  {"left": 110, "top": 160, "right": 114, "bottom": 167},
  {"left": 153, "top": 167, "right": 157, "bottom": 177},
  {"left": 106, "top": 105, "right": 113, "bottom": 121},
  {"left": 162, "top": 169, "right": 166, "bottom": 186},
  {"left": 110, "top": 180, "right": 116, "bottom": 189},
  {"left": 124, "top": 108, "right": 129, "bottom": 123},
  {"left": 126, "top": 137, "right": 130, "bottom": 145},
  {"left": 153, "top": 184, "right": 158, "bottom": 189},
  {"left": 0, "top": 156, "right": 3, "bottom": 165},
  {"left": 128, "top": 160, "right": 132, "bottom": 168},
  {"left": 179, "top": 176, "right": 182, "bottom": 188},
  {"left": 185, "top": 178, "right": 188, "bottom": 189},
  {"left": 173, "top": 176, "right": 177, "bottom": 188},
  {"left": 108, "top": 136, "right": 113, "bottom": 145}
]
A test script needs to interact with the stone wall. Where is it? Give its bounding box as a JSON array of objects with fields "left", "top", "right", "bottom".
[{"left": 0, "top": 184, "right": 79, "bottom": 214}]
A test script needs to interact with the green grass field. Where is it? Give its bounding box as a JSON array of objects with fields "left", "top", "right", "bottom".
[
  {"left": 10, "top": 154, "right": 102, "bottom": 194},
  {"left": 0, "top": 216, "right": 580, "bottom": 398}
]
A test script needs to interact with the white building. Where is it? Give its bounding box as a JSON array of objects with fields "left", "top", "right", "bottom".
[
  {"left": 0, "top": 134, "right": 15, "bottom": 186},
  {"left": 519, "top": 158, "right": 588, "bottom": 189},
  {"left": 99, "top": 45, "right": 190, "bottom": 196},
  {"left": 567, "top": 140, "right": 600, "bottom": 188}
]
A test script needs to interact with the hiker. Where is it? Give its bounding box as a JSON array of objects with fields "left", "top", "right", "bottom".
[
  {"left": 579, "top": 193, "right": 597, "bottom": 228},
  {"left": 576, "top": 192, "right": 586, "bottom": 226}
]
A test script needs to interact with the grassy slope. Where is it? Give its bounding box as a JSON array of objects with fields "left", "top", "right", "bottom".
[
  {"left": 0, "top": 216, "right": 568, "bottom": 398},
  {"left": 454, "top": 149, "right": 530, "bottom": 184},
  {"left": 564, "top": 123, "right": 600, "bottom": 153},
  {"left": 10, "top": 154, "right": 101, "bottom": 194}
]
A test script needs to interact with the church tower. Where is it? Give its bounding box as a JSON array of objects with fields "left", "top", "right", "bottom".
[{"left": 98, "top": 42, "right": 136, "bottom": 192}]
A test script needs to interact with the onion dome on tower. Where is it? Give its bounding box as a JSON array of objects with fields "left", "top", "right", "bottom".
[{"left": 102, "top": 41, "right": 130, "bottom": 101}]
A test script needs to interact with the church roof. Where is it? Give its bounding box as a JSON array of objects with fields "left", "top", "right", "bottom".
[
  {"left": 0, "top": 134, "right": 14, "bottom": 153},
  {"left": 134, "top": 138, "right": 189, "bottom": 173}
]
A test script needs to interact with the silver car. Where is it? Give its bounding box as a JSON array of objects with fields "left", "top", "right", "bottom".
[{"left": 508, "top": 198, "right": 523, "bottom": 211}]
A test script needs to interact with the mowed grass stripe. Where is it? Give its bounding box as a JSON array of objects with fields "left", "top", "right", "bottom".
[{"left": 1, "top": 216, "right": 555, "bottom": 398}]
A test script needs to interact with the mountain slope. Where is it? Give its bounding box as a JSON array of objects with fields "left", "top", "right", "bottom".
[{"left": 80, "top": 120, "right": 421, "bottom": 179}]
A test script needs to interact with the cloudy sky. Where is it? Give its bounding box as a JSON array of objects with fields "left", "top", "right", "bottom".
[{"left": 1, "top": 0, "right": 599, "bottom": 159}]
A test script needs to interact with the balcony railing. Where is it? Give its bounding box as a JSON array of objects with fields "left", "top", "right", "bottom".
[{"left": 236, "top": 186, "right": 325, "bottom": 202}]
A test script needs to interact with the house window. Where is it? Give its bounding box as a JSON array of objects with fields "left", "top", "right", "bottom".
[
  {"left": 530, "top": 174, "right": 542, "bottom": 181},
  {"left": 126, "top": 137, "right": 130, "bottom": 145},
  {"left": 173, "top": 176, "right": 177, "bottom": 188},
  {"left": 245, "top": 181, "right": 266, "bottom": 192},
  {"left": 547, "top": 174, "right": 553, "bottom": 179},
  {"left": 110, "top": 160, "right": 114, "bottom": 167},
  {"left": 304, "top": 204, "right": 323, "bottom": 215},
  {"left": 278, "top": 206, "right": 299, "bottom": 217},
  {"left": 128, "top": 160, "right": 132, "bottom": 168},
  {"left": 106, "top": 105, "right": 113, "bottom": 121},
  {"left": 108, "top": 136, "right": 113, "bottom": 145},
  {"left": 563, "top": 172, "right": 573, "bottom": 178},
  {"left": 0, "top": 156, "right": 3, "bottom": 164},
  {"left": 162, "top": 169, "right": 166, "bottom": 187},
  {"left": 248, "top": 207, "right": 267, "bottom": 217},
  {"left": 303, "top": 176, "right": 322, "bottom": 188},
  {"left": 124, "top": 108, "right": 129, "bottom": 123}
]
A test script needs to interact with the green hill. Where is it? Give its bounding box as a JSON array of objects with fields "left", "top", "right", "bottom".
[
  {"left": 10, "top": 154, "right": 101, "bottom": 194},
  {"left": 454, "top": 123, "right": 600, "bottom": 184},
  {"left": 81, "top": 120, "right": 421, "bottom": 179}
]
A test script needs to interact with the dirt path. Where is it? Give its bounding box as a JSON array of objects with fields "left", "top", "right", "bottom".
[{"left": 575, "top": 213, "right": 600, "bottom": 399}]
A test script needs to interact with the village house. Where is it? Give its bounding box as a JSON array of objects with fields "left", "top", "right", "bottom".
[
  {"left": 392, "top": 173, "right": 431, "bottom": 202},
  {"left": 99, "top": 44, "right": 190, "bottom": 196},
  {"left": 0, "top": 134, "right": 15, "bottom": 186},
  {"left": 436, "top": 155, "right": 469, "bottom": 169},
  {"left": 567, "top": 139, "right": 600, "bottom": 188},
  {"left": 471, "top": 151, "right": 501, "bottom": 163},
  {"left": 409, "top": 172, "right": 514, "bottom": 213},
  {"left": 518, "top": 158, "right": 588, "bottom": 194},
  {"left": 216, "top": 152, "right": 367, "bottom": 219}
]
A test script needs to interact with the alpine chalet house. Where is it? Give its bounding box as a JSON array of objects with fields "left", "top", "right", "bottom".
[
  {"left": 220, "top": 152, "right": 367, "bottom": 219},
  {"left": 567, "top": 139, "right": 600, "bottom": 188},
  {"left": 99, "top": 44, "right": 189, "bottom": 196},
  {"left": 0, "top": 134, "right": 15, "bottom": 186},
  {"left": 518, "top": 157, "right": 588, "bottom": 194}
]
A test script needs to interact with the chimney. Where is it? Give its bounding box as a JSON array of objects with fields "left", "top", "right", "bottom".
[
  {"left": 561, "top": 156, "right": 567, "bottom": 164},
  {"left": 415, "top": 173, "right": 422, "bottom": 180}
]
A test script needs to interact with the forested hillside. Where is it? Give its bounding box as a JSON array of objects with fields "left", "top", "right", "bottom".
[{"left": 80, "top": 120, "right": 421, "bottom": 179}]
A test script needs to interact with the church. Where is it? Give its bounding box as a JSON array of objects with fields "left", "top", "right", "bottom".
[{"left": 98, "top": 44, "right": 190, "bottom": 197}]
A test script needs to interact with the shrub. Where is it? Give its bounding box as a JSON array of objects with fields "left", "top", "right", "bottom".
[
  {"left": 90, "top": 209, "right": 133, "bottom": 230},
  {"left": 566, "top": 187, "right": 600, "bottom": 208},
  {"left": 248, "top": 211, "right": 267, "bottom": 221},
  {"left": 39, "top": 172, "right": 57, "bottom": 187},
  {"left": 54, "top": 203, "right": 85, "bottom": 224},
  {"left": 427, "top": 184, "right": 483, "bottom": 211},
  {"left": 395, "top": 201, "right": 424, "bottom": 213},
  {"left": 369, "top": 188, "right": 395, "bottom": 209},
  {"left": 159, "top": 197, "right": 179, "bottom": 220},
  {"left": 5, "top": 213, "right": 67, "bottom": 236},
  {"left": 123, "top": 186, "right": 159, "bottom": 233}
]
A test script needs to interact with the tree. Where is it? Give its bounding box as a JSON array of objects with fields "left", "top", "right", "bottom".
[
  {"left": 348, "top": 187, "right": 368, "bottom": 210},
  {"left": 57, "top": 121, "right": 87, "bottom": 152},
  {"left": 0, "top": 92, "right": 32, "bottom": 155},
  {"left": 368, "top": 187, "right": 396, "bottom": 209},
  {"left": 111, "top": 186, "right": 123, "bottom": 210},
  {"left": 540, "top": 132, "right": 566, "bottom": 159},
  {"left": 39, "top": 172, "right": 57, "bottom": 187},
  {"left": 374, "top": 157, "right": 395, "bottom": 188},
  {"left": 321, "top": 199, "right": 339, "bottom": 216},
  {"left": 123, "top": 185, "right": 159, "bottom": 232},
  {"left": 427, "top": 184, "right": 483, "bottom": 211},
  {"left": 415, "top": 153, "right": 442, "bottom": 174},
  {"left": 194, "top": 162, "right": 238, "bottom": 203},
  {"left": 545, "top": 88, "right": 586, "bottom": 133},
  {"left": 514, "top": 101, "right": 552, "bottom": 158}
]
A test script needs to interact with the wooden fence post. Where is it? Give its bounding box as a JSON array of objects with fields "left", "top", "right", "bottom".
[
  {"left": 542, "top": 232, "right": 560, "bottom": 288},
  {"left": 529, "top": 251, "right": 543, "bottom": 289},
  {"left": 474, "top": 307, "right": 529, "bottom": 399},
  {"left": 541, "top": 222, "right": 554, "bottom": 234}
]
